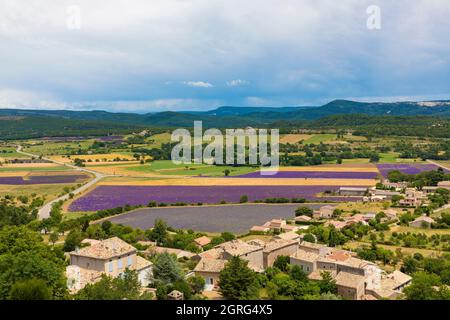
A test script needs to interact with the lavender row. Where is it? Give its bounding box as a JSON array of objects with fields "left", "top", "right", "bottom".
[
  {"left": 0, "top": 174, "right": 89, "bottom": 185},
  {"left": 69, "top": 185, "right": 365, "bottom": 212},
  {"left": 376, "top": 163, "right": 447, "bottom": 177},
  {"left": 233, "top": 171, "right": 378, "bottom": 179}
]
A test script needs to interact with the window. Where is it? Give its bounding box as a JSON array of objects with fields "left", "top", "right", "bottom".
[
  {"left": 108, "top": 261, "right": 113, "bottom": 272},
  {"left": 118, "top": 259, "right": 123, "bottom": 269},
  {"left": 127, "top": 256, "right": 132, "bottom": 267}
]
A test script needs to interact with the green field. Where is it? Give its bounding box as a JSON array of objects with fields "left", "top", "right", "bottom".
[
  {"left": 24, "top": 140, "right": 94, "bottom": 156},
  {"left": 0, "top": 147, "right": 28, "bottom": 158},
  {"left": 124, "top": 160, "right": 258, "bottom": 176},
  {"left": 304, "top": 134, "right": 337, "bottom": 145}
]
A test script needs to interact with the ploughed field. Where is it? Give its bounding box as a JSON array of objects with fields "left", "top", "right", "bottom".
[
  {"left": 100, "top": 204, "right": 324, "bottom": 233},
  {"left": 69, "top": 185, "right": 363, "bottom": 212}
]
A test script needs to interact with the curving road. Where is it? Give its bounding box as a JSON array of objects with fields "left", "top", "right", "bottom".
[{"left": 16, "top": 146, "right": 108, "bottom": 219}]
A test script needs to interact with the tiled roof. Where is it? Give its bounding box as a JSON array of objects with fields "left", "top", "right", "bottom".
[
  {"left": 335, "top": 271, "right": 365, "bottom": 288},
  {"left": 70, "top": 237, "right": 136, "bottom": 260},
  {"left": 291, "top": 250, "right": 319, "bottom": 263},
  {"left": 194, "top": 236, "right": 211, "bottom": 247},
  {"left": 276, "top": 231, "right": 301, "bottom": 241},
  {"left": 263, "top": 239, "right": 297, "bottom": 253},
  {"left": 147, "top": 246, "right": 195, "bottom": 259},
  {"left": 220, "top": 240, "right": 262, "bottom": 256},
  {"left": 308, "top": 270, "right": 337, "bottom": 281},
  {"left": 194, "top": 258, "right": 227, "bottom": 273}
]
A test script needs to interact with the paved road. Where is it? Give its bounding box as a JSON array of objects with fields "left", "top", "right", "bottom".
[{"left": 16, "top": 146, "right": 108, "bottom": 219}]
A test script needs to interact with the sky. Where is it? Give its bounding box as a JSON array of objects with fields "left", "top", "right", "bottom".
[{"left": 0, "top": 0, "right": 450, "bottom": 112}]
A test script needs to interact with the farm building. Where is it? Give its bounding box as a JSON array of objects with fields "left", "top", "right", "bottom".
[
  {"left": 437, "top": 181, "right": 450, "bottom": 190},
  {"left": 338, "top": 187, "right": 368, "bottom": 196},
  {"left": 66, "top": 237, "right": 152, "bottom": 293},
  {"left": 409, "top": 216, "right": 435, "bottom": 228},
  {"left": 312, "top": 205, "right": 335, "bottom": 219}
]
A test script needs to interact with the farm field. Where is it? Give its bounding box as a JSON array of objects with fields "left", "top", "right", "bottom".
[
  {"left": 234, "top": 171, "right": 378, "bottom": 179},
  {"left": 23, "top": 140, "right": 93, "bottom": 156},
  {"left": 304, "top": 134, "right": 337, "bottom": 144},
  {"left": 0, "top": 184, "right": 79, "bottom": 201},
  {"left": 345, "top": 241, "right": 443, "bottom": 257},
  {"left": 124, "top": 163, "right": 258, "bottom": 177},
  {"left": 0, "top": 173, "right": 90, "bottom": 185},
  {"left": 69, "top": 185, "right": 364, "bottom": 211},
  {"left": 96, "top": 177, "right": 376, "bottom": 186},
  {"left": 0, "top": 166, "right": 70, "bottom": 173},
  {"left": 436, "top": 161, "right": 450, "bottom": 170},
  {"left": 50, "top": 153, "right": 137, "bottom": 163},
  {"left": 277, "top": 164, "right": 378, "bottom": 172},
  {"left": 376, "top": 163, "right": 447, "bottom": 177},
  {"left": 146, "top": 132, "right": 172, "bottom": 148},
  {"left": 280, "top": 134, "right": 313, "bottom": 144},
  {"left": 99, "top": 203, "right": 324, "bottom": 233}
]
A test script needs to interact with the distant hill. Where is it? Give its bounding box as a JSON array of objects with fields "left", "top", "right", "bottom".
[{"left": 1, "top": 99, "right": 449, "bottom": 133}]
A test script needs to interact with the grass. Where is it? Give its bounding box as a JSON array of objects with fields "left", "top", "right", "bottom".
[
  {"left": 24, "top": 140, "right": 93, "bottom": 156},
  {"left": 146, "top": 132, "right": 172, "bottom": 148},
  {"left": 0, "top": 184, "right": 79, "bottom": 202},
  {"left": 388, "top": 226, "right": 450, "bottom": 236},
  {"left": 345, "top": 241, "right": 443, "bottom": 257},
  {"left": 63, "top": 211, "right": 97, "bottom": 221},
  {"left": 280, "top": 134, "right": 313, "bottom": 144},
  {"left": 304, "top": 134, "right": 337, "bottom": 145},
  {"left": 124, "top": 160, "right": 258, "bottom": 177}
]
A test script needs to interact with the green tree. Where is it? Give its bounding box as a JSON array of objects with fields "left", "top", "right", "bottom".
[
  {"left": 147, "top": 219, "right": 168, "bottom": 245},
  {"left": 49, "top": 232, "right": 59, "bottom": 245},
  {"left": 239, "top": 195, "right": 248, "bottom": 203},
  {"left": 151, "top": 252, "right": 183, "bottom": 285},
  {"left": 273, "top": 256, "right": 290, "bottom": 272},
  {"left": 404, "top": 272, "right": 442, "bottom": 300},
  {"left": 219, "top": 256, "right": 260, "bottom": 300},
  {"left": 318, "top": 271, "right": 337, "bottom": 294},
  {"left": 63, "top": 229, "right": 83, "bottom": 252},
  {"left": 303, "top": 233, "right": 316, "bottom": 243},
  {"left": 0, "top": 226, "right": 67, "bottom": 299},
  {"left": 9, "top": 278, "right": 52, "bottom": 300},
  {"left": 75, "top": 270, "right": 151, "bottom": 300},
  {"left": 188, "top": 275, "right": 206, "bottom": 294},
  {"left": 295, "top": 206, "right": 313, "bottom": 217}
]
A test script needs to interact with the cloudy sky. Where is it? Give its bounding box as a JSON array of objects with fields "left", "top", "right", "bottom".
[{"left": 1, "top": 0, "right": 450, "bottom": 112}]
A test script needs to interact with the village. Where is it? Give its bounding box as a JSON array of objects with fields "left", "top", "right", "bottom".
[{"left": 62, "top": 180, "right": 450, "bottom": 300}]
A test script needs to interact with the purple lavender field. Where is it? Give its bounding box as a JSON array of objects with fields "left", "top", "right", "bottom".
[
  {"left": 234, "top": 171, "right": 378, "bottom": 179},
  {"left": 376, "top": 164, "right": 446, "bottom": 177},
  {"left": 69, "top": 185, "right": 364, "bottom": 212},
  {"left": 103, "top": 204, "right": 325, "bottom": 233},
  {"left": 0, "top": 174, "right": 89, "bottom": 185}
]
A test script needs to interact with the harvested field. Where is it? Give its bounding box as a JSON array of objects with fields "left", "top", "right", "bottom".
[
  {"left": 50, "top": 153, "right": 136, "bottom": 163},
  {"left": 280, "top": 134, "right": 312, "bottom": 144},
  {"left": 100, "top": 204, "right": 324, "bottom": 233},
  {"left": 69, "top": 185, "right": 364, "bottom": 212}
]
